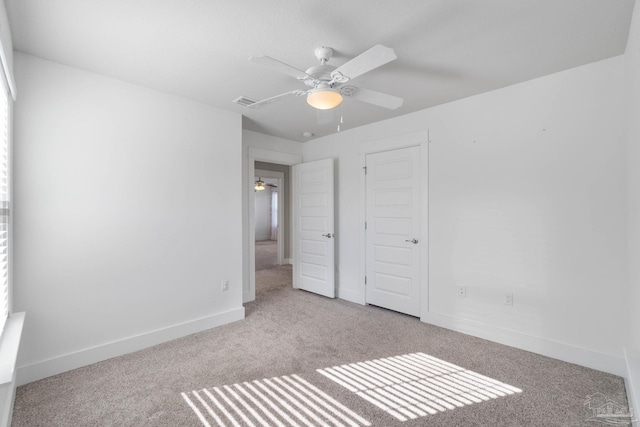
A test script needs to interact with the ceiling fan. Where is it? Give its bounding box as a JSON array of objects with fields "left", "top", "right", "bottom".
[
  {"left": 243, "top": 45, "right": 403, "bottom": 115},
  {"left": 254, "top": 177, "right": 277, "bottom": 191}
]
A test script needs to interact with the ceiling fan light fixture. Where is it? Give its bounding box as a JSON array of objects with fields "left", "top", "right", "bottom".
[
  {"left": 254, "top": 178, "right": 265, "bottom": 191},
  {"left": 306, "top": 88, "right": 343, "bottom": 110}
]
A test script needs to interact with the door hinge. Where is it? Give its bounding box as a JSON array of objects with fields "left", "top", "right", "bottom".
[
  {"left": 365, "top": 276, "right": 367, "bottom": 285},
  {"left": 365, "top": 221, "right": 367, "bottom": 230},
  {"left": 363, "top": 166, "right": 367, "bottom": 175}
]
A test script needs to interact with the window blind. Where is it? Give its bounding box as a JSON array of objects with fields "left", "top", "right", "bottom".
[{"left": 0, "top": 75, "right": 8, "bottom": 335}]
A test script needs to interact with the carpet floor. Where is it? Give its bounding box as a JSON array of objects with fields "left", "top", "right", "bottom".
[
  {"left": 255, "top": 240, "right": 278, "bottom": 271},
  {"left": 11, "top": 254, "right": 630, "bottom": 426}
]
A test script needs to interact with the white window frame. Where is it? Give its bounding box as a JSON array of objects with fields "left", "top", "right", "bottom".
[
  {"left": 0, "top": 39, "right": 22, "bottom": 393},
  {"left": 0, "top": 70, "right": 10, "bottom": 337}
]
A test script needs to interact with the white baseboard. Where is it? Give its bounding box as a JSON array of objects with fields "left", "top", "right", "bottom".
[
  {"left": 0, "top": 313, "right": 25, "bottom": 427},
  {"left": 421, "top": 311, "right": 626, "bottom": 377},
  {"left": 16, "top": 307, "right": 245, "bottom": 386},
  {"left": 624, "top": 347, "right": 640, "bottom": 426},
  {"left": 0, "top": 378, "right": 16, "bottom": 427},
  {"left": 284, "top": 258, "right": 293, "bottom": 265}
]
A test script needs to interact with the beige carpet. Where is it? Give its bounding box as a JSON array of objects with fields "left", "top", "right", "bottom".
[
  {"left": 255, "top": 240, "right": 278, "bottom": 271},
  {"left": 12, "top": 263, "right": 631, "bottom": 426}
]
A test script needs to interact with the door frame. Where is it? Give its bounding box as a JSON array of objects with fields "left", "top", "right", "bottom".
[
  {"left": 358, "top": 131, "right": 430, "bottom": 319},
  {"left": 245, "top": 147, "right": 302, "bottom": 303}
]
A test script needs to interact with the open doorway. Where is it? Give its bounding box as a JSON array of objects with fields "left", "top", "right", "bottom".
[
  {"left": 244, "top": 146, "right": 301, "bottom": 303},
  {"left": 251, "top": 162, "right": 293, "bottom": 299}
]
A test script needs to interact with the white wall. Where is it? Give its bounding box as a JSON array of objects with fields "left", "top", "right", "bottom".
[
  {"left": 243, "top": 130, "right": 302, "bottom": 157},
  {"left": 624, "top": 0, "right": 640, "bottom": 417},
  {"left": 304, "top": 56, "right": 627, "bottom": 375},
  {"left": 12, "top": 53, "right": 244, "bottom": 384}
]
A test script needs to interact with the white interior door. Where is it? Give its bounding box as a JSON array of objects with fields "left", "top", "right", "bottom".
[
  {"left": 293, "top": 158, "right": 335, "bottom": 298},
  {"left": 365, "top": 146, "right": 421, "bottom": 316}
]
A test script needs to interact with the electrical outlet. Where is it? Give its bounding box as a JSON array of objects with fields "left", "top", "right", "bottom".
[
  {"left": 505, "top": 293, "right": 513, "bottom": 306},
  {"left": 221, "top": 280, "right": 229, "bottom": 291},
  {"left": 458, "top": 286, "right": 466, "bottom": 297}
]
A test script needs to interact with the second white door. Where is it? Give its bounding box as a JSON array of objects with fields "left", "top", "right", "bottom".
[{"left": 365, "top": 146, "right": 421, "bottom": 316}]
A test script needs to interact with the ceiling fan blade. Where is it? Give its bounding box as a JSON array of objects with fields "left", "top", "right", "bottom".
[
  {"left": 349, "top": 87, "right": 404, "bottom": 110},
  {"left": 249, "top": 55, "right": 311, "bottom": 81},
  {"left": 331, "top": 45, "right": 397, "bottom": 82},
  {"left": 316, "top": 109, "right": 334, "bottom": 125},
  {"left": 247, "top": 90, "right": 307, "bottom": 109}
]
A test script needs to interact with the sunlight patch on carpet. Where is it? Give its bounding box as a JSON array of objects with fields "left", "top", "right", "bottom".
[
  {"left": 182, "top": 374, "right": 371, "bottom": 427},
  {"left": 317, "top": 352, "right": 522, "bottom": 422}
]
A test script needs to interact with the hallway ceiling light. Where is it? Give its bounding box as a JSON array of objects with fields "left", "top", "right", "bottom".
[{"left": 254, "top": 178, "right": 265, "bottom": 191}]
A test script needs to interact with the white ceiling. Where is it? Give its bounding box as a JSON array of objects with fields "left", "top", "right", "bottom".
[{"left": 6, "top": 0, "right": 635, "bottom": 142}]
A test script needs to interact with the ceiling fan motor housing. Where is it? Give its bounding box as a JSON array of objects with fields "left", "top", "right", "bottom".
[{"left": 304, "top": 64, "right": 336, "bottom": 86}]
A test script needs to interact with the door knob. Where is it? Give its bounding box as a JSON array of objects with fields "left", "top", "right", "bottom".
[
  {"left": 322, "top": 233, "right": 334, "bottom": 238},
  {"left": 405, "top": 238, "right": 419, "bottom": 244}
]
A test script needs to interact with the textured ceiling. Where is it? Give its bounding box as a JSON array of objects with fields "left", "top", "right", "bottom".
[{"left": 5, "top": 0, "right": 636, "bottom": 142}]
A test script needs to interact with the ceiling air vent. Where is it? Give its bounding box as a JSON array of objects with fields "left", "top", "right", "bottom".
[{"left": 233, "top": 96, "right": 258, "bottom": 107}]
